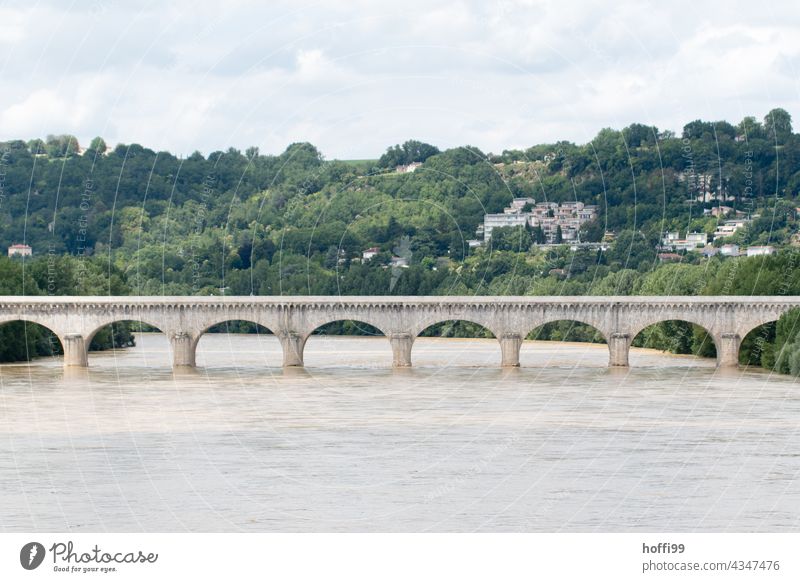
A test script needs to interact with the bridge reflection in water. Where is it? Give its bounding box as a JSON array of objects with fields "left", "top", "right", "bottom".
[{"left": 1, "top": 296, "right": 798, "bottom": 370}]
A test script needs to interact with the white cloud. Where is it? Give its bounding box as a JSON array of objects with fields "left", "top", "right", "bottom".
[
  {"left": 0, "top": 8, "right": 28, "bottom": 44},
  {"left": 0, "top": 0, "right": 798, "bottom": 158},
  {"left": 1, "top": 90, "right": 72, "bottom": 134}
]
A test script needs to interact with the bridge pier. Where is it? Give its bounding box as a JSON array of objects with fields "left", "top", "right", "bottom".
[
  {"left": 716, "top": 332, "right": 741, "bottom": 368},
  {"left": 62, "top": 333, "right": 88, "bottom": 367},
  {"left": 389, "top": 332, "right": 413, "bottom": 367},
  {"left": 608, "top": 332, "right": 631, "bottom": 367},
  {"left": 499, "top": 333, "right": 522, "bottom": 367},
  {"left": 278, "top": 331, "right": 306, "bottom": 367},
  {"left": 170, "top": 331, "right": 196, "bottom": 368}
]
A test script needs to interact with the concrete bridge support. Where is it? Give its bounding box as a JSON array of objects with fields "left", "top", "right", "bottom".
[
  {"left": 607, "top": 332, "right": 631, "bottom": 367},
  {"left": 389, "top": 333, "right": 413, "bottom": 368},
  {"left": 62, "top": 333, "right": 89, "bottom": 367},
  {"left": 716, "top": 332, "right": 741, "bottom": 368},
  {"left": 499, "top": 333, "right": 522, "bottom": 367},
  {"left": 279, "top": 331, "right": 306, "bottom": 367},
  {"left": 170, "top": 331, "right": 196, "bottom": 368}
]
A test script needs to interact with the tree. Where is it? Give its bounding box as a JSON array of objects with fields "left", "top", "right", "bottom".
[
  {"left": 490, "top": 226, "right": 530, "bottom": 252},
  {"left": 45, "top": 134, "right": 80, "bottom": 157},
  {"left": 606, "top": 230, "right": 657, "bottom": 271},
  {"left": 377, "top": 140, "right": 440, "bottom": 168},
  {"left": 579, "top": 218, "right": 604, "bottom": 242},
  {"left": 555, "top": 225, "right": 563, "bottom": 244},
  {"left": 27, "top": 138, "right": 46, "bottom": 154},
  {"left": 736, "top": 116, "right": 764, "bottom": 140},
  {"left": 622, "top": 123, "right": 658, "bottom": 147},
  {"left": 682, "top": 120, "right": 715, "bottom": 140},
  {"left": 89, "top": 136, "right": 108, "bottom": 154},
  {"left": 764, "top": 108, "right": 792, "bottom": 143}
]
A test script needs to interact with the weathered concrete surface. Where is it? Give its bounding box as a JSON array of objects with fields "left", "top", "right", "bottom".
[{"left": 1, "top": 296, "right": 798, "bottom": 369}]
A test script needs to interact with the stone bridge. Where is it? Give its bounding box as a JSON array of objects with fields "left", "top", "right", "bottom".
[{"left": 1, "top": 296, "right": 798, "bottom": 369}]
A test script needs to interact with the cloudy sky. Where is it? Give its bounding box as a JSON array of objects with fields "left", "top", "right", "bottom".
[{"left": 0, "top": 0, "right": 798, "bottom": 159}]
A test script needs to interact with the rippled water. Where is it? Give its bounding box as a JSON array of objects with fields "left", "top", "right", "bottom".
[{"left": 1, "top": 333, "right": 798, "bottom": 532}]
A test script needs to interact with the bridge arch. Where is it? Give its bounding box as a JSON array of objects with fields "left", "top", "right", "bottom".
[
  {"left": 412, "top": 319, "right": 503, "bottom": 367},
  {"left": 83, "top": 319, "right": 167, "bottom": 367},
  {"left": 0, "top": 318, "right": 64, "bottom": 363},
  {"left": 738, "top": 321, "right": 777, "bottom": 369},
  {"left": 299, "top": 310, "right": 392, "bottom": 340},
  {"left": 304, "top": 319, "right": 391, "bottom": 367},
  {"left": 522, "top": 318, "right": 608, "bottom": 367},
  {"left": 627, "top": 313, "right": 720, "bottom": 343},
  {"left": 524, "top": 317, "right": 609, "bottom": 342},
  {"left": 194, "top": 319, "right": 281, "bottom": 369},
  {"left": 0, "top": 315, "right": 66, "bottom": 338},
  {"left": 408, "top": 313, "right": 503, "bottom": 340},
  {"left": 629, "top": 319, "right": 718, "bottom": 367},
  {"left": 737, "top": 308, "right": 800, "bottom": 370},
  {"left": 85, "top": 318, "right": 166, "bottom": 348}
]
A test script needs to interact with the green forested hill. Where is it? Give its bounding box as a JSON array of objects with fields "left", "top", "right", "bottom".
[{"left": 2, "top": 109, "right": 800, "bottom": 370}]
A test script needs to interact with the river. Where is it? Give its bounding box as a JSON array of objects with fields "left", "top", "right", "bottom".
[{"left": 0, "top": 333, "right": 798, "bottom": 532}]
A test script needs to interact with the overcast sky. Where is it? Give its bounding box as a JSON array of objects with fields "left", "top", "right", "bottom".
[{"left": 1, "top": 0, "right": 798, "bottom": 159}]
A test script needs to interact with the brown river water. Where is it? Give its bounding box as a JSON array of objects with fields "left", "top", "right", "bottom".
[{"left": 0, "top": 333, "right": 798, "bottom": 532}]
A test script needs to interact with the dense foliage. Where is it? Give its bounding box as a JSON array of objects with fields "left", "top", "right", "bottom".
[{"left": 2, "top": 110, "right": 800, "bottom": 371}]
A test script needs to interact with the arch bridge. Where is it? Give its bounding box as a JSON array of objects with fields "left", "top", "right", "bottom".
[{"left": 1, "top": 296, "right": 798, "bottom": 369}]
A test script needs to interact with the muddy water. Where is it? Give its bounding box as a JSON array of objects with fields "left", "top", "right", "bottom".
[{"left": 0, "top": 334, "right": 797, "bottom": 532}]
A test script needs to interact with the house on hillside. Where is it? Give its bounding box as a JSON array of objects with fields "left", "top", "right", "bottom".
[
  {"left": 362, "top": 247, "right": 380, "bottom": 261},
  {"left": 7, "top": 244, "right": 32, "bottom": 257},
  {"left": 713, "top": 219, "right": 750, "bottom": 239}
]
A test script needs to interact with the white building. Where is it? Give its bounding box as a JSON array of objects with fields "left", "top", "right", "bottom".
[
  {"left": 686, "top": 232, "right": 708, "bottom": 246},
  {"left": 483, "top": 199, "right": 598, "bottom": 243},
  {"left": 746, "top": 245, "right": 775, "bottom": 257},
  {"left": 362, "top": 247, "right": 380, "bottom": 260},
  {"left": 713, "top": 219, "right": 750, "bottom": 239},
  {"left": 482, "top": 213, "right": 529, "bottom": 240},
  {"left": 719, "top": 244, "right": 740, "bottom": 257},
  {"left": 7, "top": 244, "right": 32, "bottom": 257},
  {"left": 662, "top": 231, "right": 707, "bottom": 251},
  {"left": 506, "top": 197, "right": 535, "bottom": 213}
]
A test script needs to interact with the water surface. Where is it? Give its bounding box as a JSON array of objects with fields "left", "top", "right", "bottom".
[{"left": 1, "top": 334, "right": 798, "bottom": 532}]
